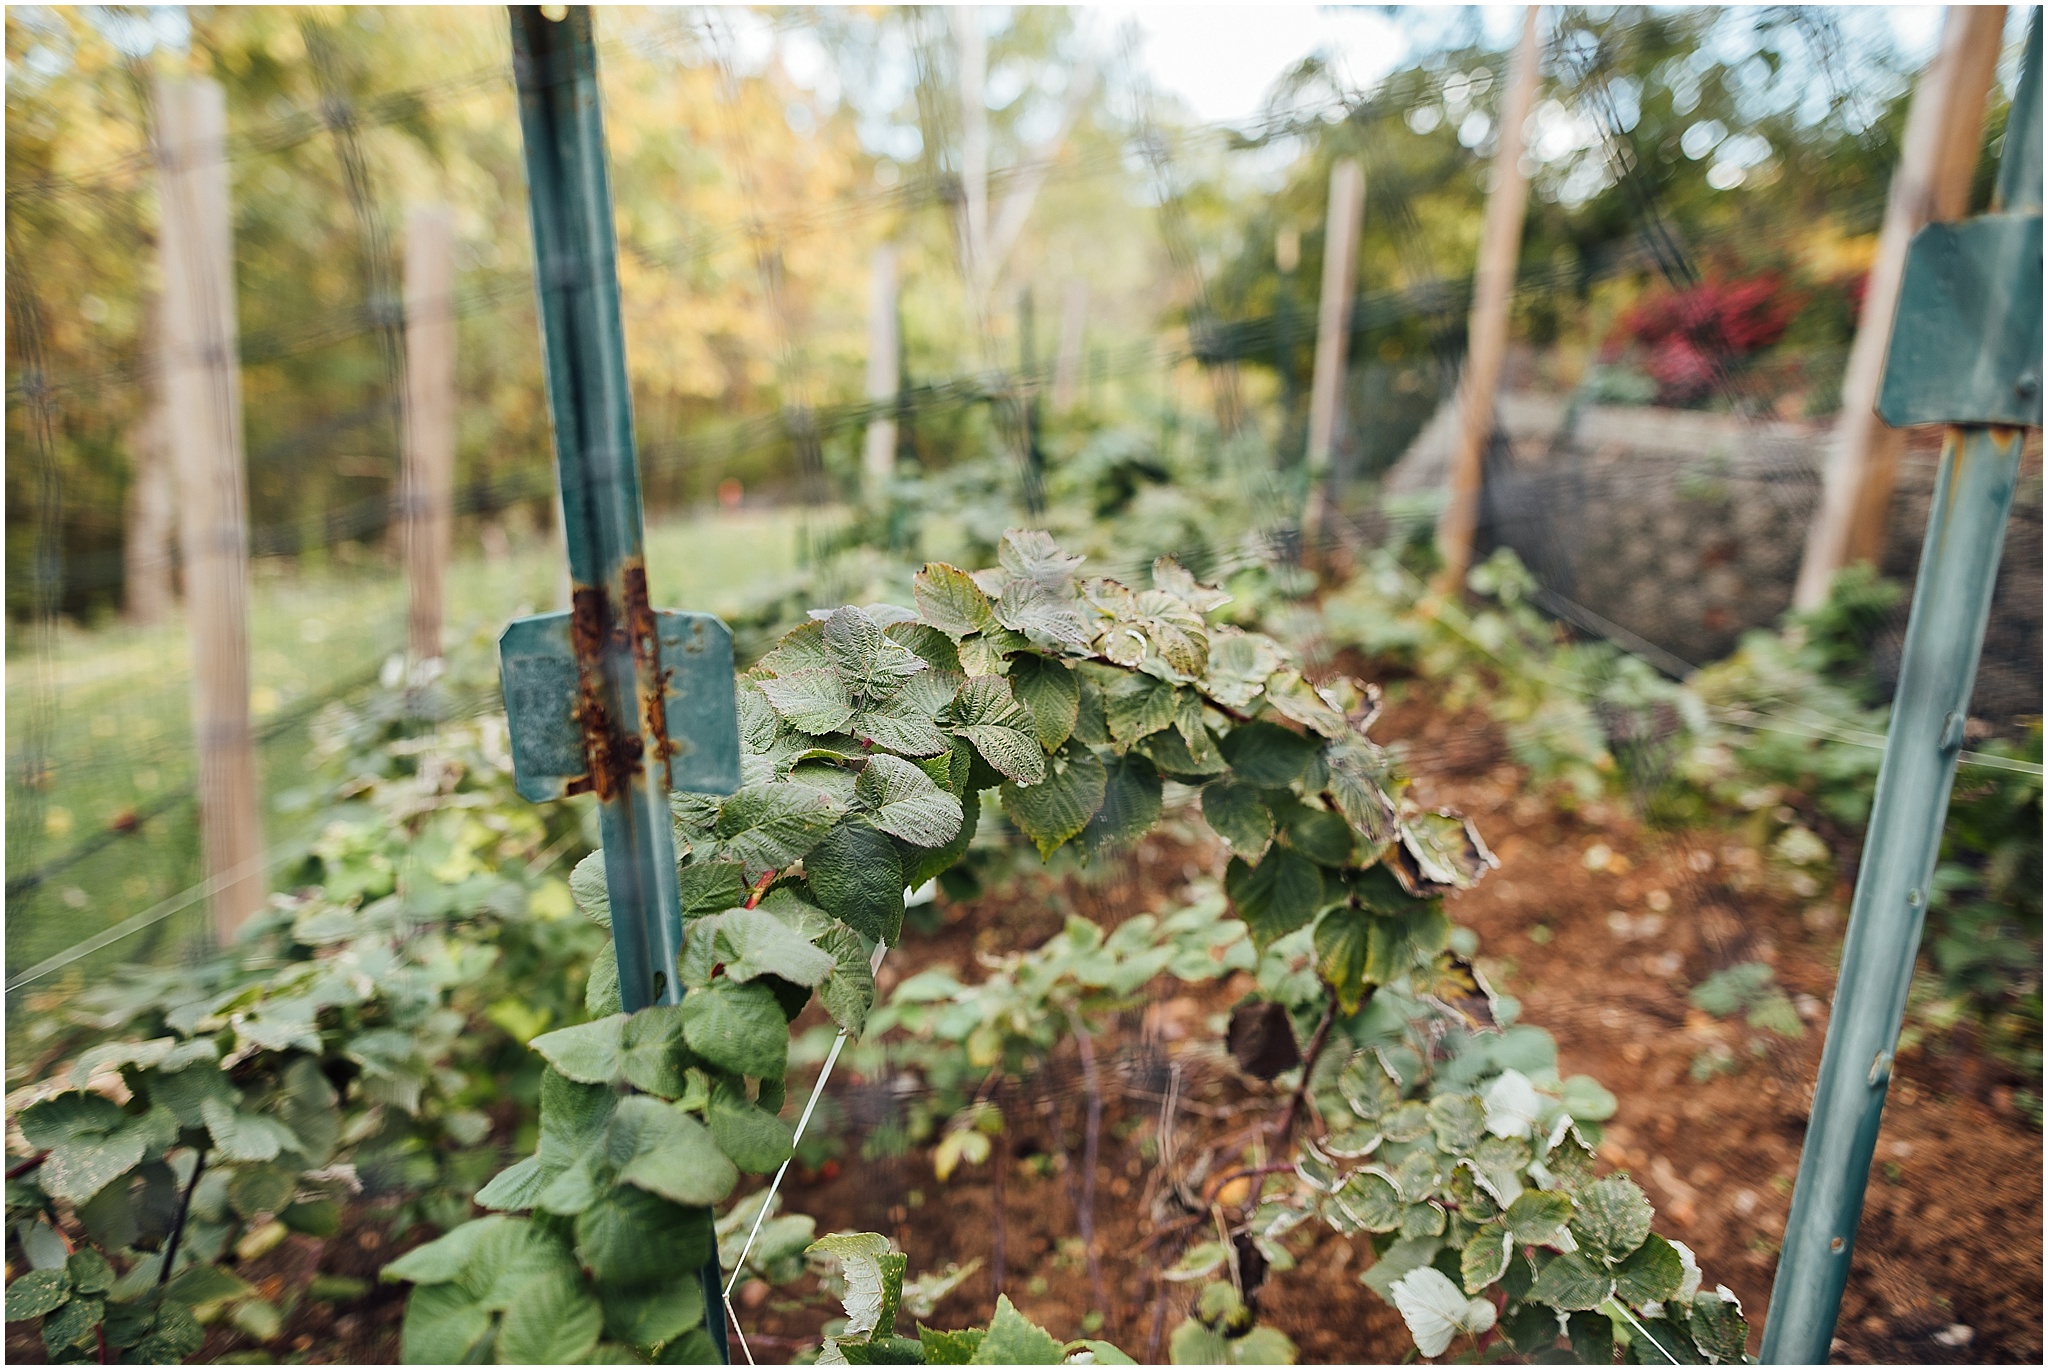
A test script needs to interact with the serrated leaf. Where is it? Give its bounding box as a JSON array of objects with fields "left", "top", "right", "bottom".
[
  {"left": 600, "top": 1266, "right": 706, "bottom": 1347},
  {"left": 607, "top": 1096, "right": 738, "bottom": 1208},
  {"left": 1152, "top": 556, "right": 1230, "bottom": 612},
  {"left": 228, "top": 1163, "right": 296, "bottom": 1219},
  {"left": 946, "top": 676, "right": 1047, "bottom": 784},
  {"left": 856, "top": 755, "right": 965, "bottom": 847},
  {"left": 1311, "top": 905, "right": 1375, "bottom": 1015},
  {"left": 538, "top": 1068, "right": 618, "bottom": 1166},
  {"left": 967, "top": 1294, "right": 1065, "bottom": 1364},
  {"left": 1504, "top": 1190, "right": 1575, "bottom": 1246},
  {"left": 620, "top": 1004, "right": 692, "bottom": 1097},
  {"left": 713, "top": 781, "right": 846, "bottom": 876},
  {"left": 759, "top": 621, "right": 833, "bottom": 676},
  {"left": 1007, "top": 655, "right": 1080, "bottom": 752},
  {"left": 715, "top": 908, "right": 838, "bottom": 986},
  {"left": 385, "top": 1216, "right": 501, "bottom": 1285},
  {"left": 1101, "top": 672, "right": 1179, "bottom": 746},
  {"left": 1328, "top": 1171, "right": 1403, "bottom": 1233},
  {"left": 1262, "top": 668, "right": 1350, "bottom": 739},
  {"left": 1218, "top": 720, "right": 1320, "bottom": 787},
  {"left": 583, "top": 939, "right": 619, "bottom": 1015},
  {"left": 888, "top": 621, "right": 966, "bottom": 676},
  {"left": 1568, "top": 1310, "right": 1616, "bottom": 1366},
  {"left": 919, "top": 1325, "right": 986, "bottom": 1364},
  {"left": 1381, "top": 1101, "right": 1431, "bottom": 1145},
  {"left": 914, "top": 563, "right": 999, "bottom": 636},
  {"left": 708, "top": 1082, "right": 795, "bottom": 1173},
  {"left": 1000, "top": 746, "right": 1107, "bottom": 859},
  {"left": 1612, "top": 1233, "right": 1685, "bottom": 1305},
  {"left": 997, "top": 529, "right": 1085, "bottom": 589},
  {"left": 1324, "top": 738, "right": 1400, "bottom": 848},
  {"left": 678, "top": 861, "right": 748, "bottom": 918},
  {"left": 6, "top": 1269, "right": 71, "bottom": 1321},
  {"left": 494, "top": 1265, "right": 602, "bottom": 1365},
  {"left": 1340, "top": 1054, "right": 1402, "bottom": 1121},
  {"left": 1225, "top": 848, "right": 1327, "bottom": 949},
  {"left": 1397, "top": 811, "right": 1498, "bottom": 893},
  {"left": 569, "top": 851, "right": 612, "bottom": 927},
  {"left": 1081, "top": 752, "right": 1162, "bottom": 855},
  {"left": 530, "top": 1014, "right": 627, "bottom": 1085},
  {"left": 805, "top": 823, "right": 906, "bottom": 944},
  {"left": 41, "top": 1292, "right": 101, "bottom": 1351},
  {"left": 819, "top": 926, "right": 877, "bottom": 1037},
  {"left": 1685, "top": 1293, "right": 1747, "bottom": 1362},
  {"left": 1528, "top": 1252, "right": 1613, "bottom": 1312},
  {"left": 1200, "top": 629, "right": 1284, "bottom": 709},
  {"left": 681, "top": 979, "right": 788, "bottom": 1080},
  {"left": 575, "top": 1188, "right": 713, "bottom": 1289},
  {"left": 1571, "top": 1177, "right": 1654, "bottom": 1263},
  {"left": 1461, "top": 1227, "right": 1513, "bottom": 1293},
  {"left": 758, "top": 668, "right": 857, "bottom": 735},
  {"left": 851, "top": 693, "right": 952, "bottom": 758},
  {"left": 824, "top": 606, "right": 927, "bottom": 702},
  {"left": 1428, "top": 1093, "right": 1487, "bottom": 1155},
  {"left": 994, "top": 579, "right": 1091, "bottom": 651},
  {"left": 197, "top": 1098, "right": 299, "bottom": 1165},
  {"left": 474, "top": 1154, "right": 549, "bottom": 1212},
  {"left": 40, "top": 1129, "right": 145, "bottom": 1206},
  {"left": 400, "top": 1283, "right": 492, "bottom": 1364},
  {"left": 1200, "top": 781, "right": 1274, "bottom": 857}
]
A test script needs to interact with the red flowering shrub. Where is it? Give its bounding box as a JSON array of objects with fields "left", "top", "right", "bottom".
[{"left": 1615, "top": 273, "right": 1804, "bottom": 406}]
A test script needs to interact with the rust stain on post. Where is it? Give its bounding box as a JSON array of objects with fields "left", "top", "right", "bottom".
[
  {"left": 568, "top": 582, "right": 640, "bottom": 801},
  {"left": 621, "top": 561, "right": 676, "bottom": 781}
]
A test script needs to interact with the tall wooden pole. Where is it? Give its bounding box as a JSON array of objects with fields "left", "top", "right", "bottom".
[
  {"left": 1794, "top": 7, "right": 2006, "bottom": 610},
  {"left": 401, "top": 204, "right": 457, "bottom": 664},
  {"left": 156, "top": 73, "right": 264, "bottom": 940},
  {"left": 124, "top": 292, "right": 176, "bottom": 628},
  {"left": 1300, "top": 157, "right": 1366, "bottom": 547},
  {"left": 862, "top": 244, "right": 899, "bottom": 492},
  {"left": 1052, "top": 278, "right": 1088, "bottom": 411},
  {"left": 1436, "top": 7, "right": 1542, "bottom": 591}
]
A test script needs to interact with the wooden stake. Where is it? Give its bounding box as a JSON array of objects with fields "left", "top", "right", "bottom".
[
  {"left": 862, "top": 244, "right": 899, "bottom": 492},
  {"left": 1301, "top": 157, "right": 1366, "bottom": 547},
  {"left": 1795, "top": 7, "right": 2005, "bottom": 610},
  {"left": 1052, "top": 278, "right": 1088, "bottom": 411},
  {"left": 156, "top": 73, "right": 263, "bottom": 940},
  {"left": 1436, "top": 7, "right": 1543, "bottom": 591},
  {"left": 401, "top": 204, "right": 457, "bottom": 663},
  {"left": 125, "top": 292, "right": 176, "bottom": 628}
]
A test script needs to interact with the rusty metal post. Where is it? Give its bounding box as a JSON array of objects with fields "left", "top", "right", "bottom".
[
  {"left": 506, "top": 9, "right": 737, "bottom": 1357},
  {"left": 1761, "top": 13, "right": 2040, "bottom": 1362}
]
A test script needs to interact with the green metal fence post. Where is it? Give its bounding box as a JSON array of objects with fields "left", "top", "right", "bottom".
[
  {"left": 1761, "top": 15, "right": 2041, "bottom": 1363},
  {"left": 501, "top": 8, "right": 740, "bottom": 1360}
]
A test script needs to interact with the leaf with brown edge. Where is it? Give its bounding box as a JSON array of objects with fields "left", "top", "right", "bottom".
[{"left": 913, "top": 563, "right": 997, "bottom": 637}]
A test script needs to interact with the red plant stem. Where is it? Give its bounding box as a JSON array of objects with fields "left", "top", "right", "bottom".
[
  {"left": 6, "top": 1151, "right": 48, "bottom": 1180},
  {"left": 1272, "top": 999, "right": 1338, "bottom": 1147},
  {"left": 742, "top": 869, "right": 777, "bottom": 909}
]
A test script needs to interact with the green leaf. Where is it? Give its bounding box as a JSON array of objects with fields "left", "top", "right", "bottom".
[
  {"left": 1461, "top": 1227, "right": 1513, "bottom": 1293},
  {"left": 1225, "top": 848, "right": 1327, "bottom": 948},
  {"left": 805, "top": 824, "right": 906, "bottom": 945},
  {"left": 1528, "top": 1252, "right": 1613, "bottom": 1312},
  {"left": 569, "top": 851, "right": 612, "bottom": 927},
  {"left": 1136, "top": 722, "right": 1228, "bottom": 780},
  {"left": 1568, "top": 1310, "right": 1615, "bottom": 1366},
  {"left": 493, "top": 1266, "right": 603, "bottom": 1365},
  {"left": 600, "top": 1266, "right": 707, "bottom": 1347},
  {"left": 609, "top": 1096, "right": 738, "bottom": 1207},
  {"left": 575, "top": 1188, "right": 714, "bottom": 1289},
  {"left": 537, "top": 1069, "right": 618, "bottom": 1167},
  {"left": 1612, "top": 1234, "right": 1685, "bottom": 1306},
  {"left": 947, "top": 676, "right": 1047, "bottom": 785},
  {"left": 758, "top": 668, "right": 856, "bottom": 735},
  {"left": 1101, "top": 672, "right": 1179, "bottom": 746},
  {"left": 1001, "top": 745, "right": 1107, "bottom": 859},
  {"left": 64, "top": 1252, "right": 113, "bottom": 1298},
  {"left": 1340, "top": 1055, "right": 1402, "bottom": 1121},
  {"left": 1082, "top": 753, "right": 1162, "bottom": 855},
  {"left": 1327, "top": 1171, "right": 1403, "bottom": 1233},
  {"left": 1684, "top": 1293, "right": 1747, "bottom": 1362},
  {"left": 1217, "top": 720, "right": 1319, "bottom": 787},
  {"left": 824, "top": 606, "right": 928, "bottom": 702},
  {"left": 1281, "top": 803, "right": 1354, "bottom": 867},
  {"left": 41, "top": 1292, "right": 102, "bottom": 1352},
  {"left": 1007, "top": 655, "right": 1080, "bottom": 752},
  {"left": 819, "top": 926, "right": 878, "bottom": 1038},
  {"left": 1068, "top": 1338, "right": 1137, "bottom": 1365},
  {"left": 228, "top": 1164, "right": 296, "bottom": 1219},
  {"left": 807, "top": 1232, "right": 897, "bottom": 1339},
  {"left": 888, "top": 621, "right": 964, "bottom": 676},
  {"left": 384, "top": 1217, "right": 501, "bottom": 1286},
  {"left": 681, "top": 979, "right": 789, "bottom": 1080},
  {"left": 400, "top": 1281, "right": 492, "bottom": 1364},
  {"left": 1571, "top": 1177, "right": 1654, "bottom": 1263},
  {"left": 851, "top": 693, "right": 951, "bottom": 758},
  {"left": 529, "top": 1014, "right": 627, "bottom": 1085},
  {"left": 586, "top": 944, "right": 622, "bottom": 1017},
  {"left": 1200, "top": 781, "right": 1274, "bottom": 858},
  {"left": 18, "top": 1092, "right": 124, "bottom": 1149},
  {"left": 857, "top": 755, "right": 965, "bottom": 848},
  {"left": 708, "top": 1083, "right": 795, "bottom": 1174},
  {"left": 620, "top": 1004, "right": 693, "bottom": 1098},
  {"left": 678, "top": 861, "right": 749, "bottom": 918},
  {"left": 918, "top": 1325, "right": 986, "bottom": 1364},
  {"left": 6, "top": 1269, "right": 71, "bottom": 1321},
  {"left": 1323, "top": 738, "right": 1399, "bottom": 848},
  {"left": 1311, "top": 905, "right": 1375, "bottom": 1014},
  {"left": 474, "top": 1155, "right": 548, "bottom": 1212},
  {"left": 1397, "top": 812, "right": 1497, "bottom": 892},
  {"left": 914, "top": 563, "right": 998, "bottom": 637},
  {"left": 41, "top": 1129, "right": 145, "bottom": 1205},
  {"left": 713, "top": 781, "right": 846, "bottom": 876},
  {"left": 715, "top": 908, "right": 838, "bottom": 986},
  {"left": 1428, "top": 1094, "right": 1487, "bottom": 1155},
  {"left": 1504, "top": 1191, "right": 1575, "bottom": 1247},
  {"left": 967, "top": 1295, "right": 1065, "bottom": 1364},
  {"left": 993, "top": 579, "right": 1091, "bottom": 651}
]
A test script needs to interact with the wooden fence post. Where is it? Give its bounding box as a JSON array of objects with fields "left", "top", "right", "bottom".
[
  {"left": 156, "top": 73, "right": 264, "bottom": 941},
  {"left": 862, "top": 244, "right": 899, "bottom": 493},
  {"left": 1436, "top": 6, "right": 1543, "bottom": 591},
  {"left": 1794, "top": 7, "right": 2005, "bottom": 611},
  {"left": 125, "top": 293, "right": 176, "bottom": 628},
  {"left": 402, "top": 204, "right": 457, "bottom": 663},
  {"left": 1052, "top": 278, "right": 1088, "bottom": 411},
  {"left": 1301, "top": 157, "right": 1366, "bottom": 548}
]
